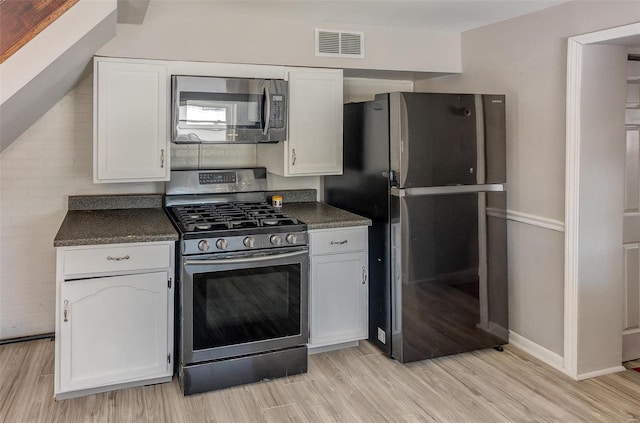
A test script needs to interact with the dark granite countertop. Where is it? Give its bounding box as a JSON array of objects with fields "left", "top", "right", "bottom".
[
  {"left": 54, "top": 195, "right": 178, "bottom": 247},
  {"left": 282, "top": 202, "right": 371, "bottom": 230}
]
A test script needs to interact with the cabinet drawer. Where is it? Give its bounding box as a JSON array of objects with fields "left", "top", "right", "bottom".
[
  {"left": 63, "top": 244, "right": 171, "bottom": 277},
  {"left": 310, "top": 227, "right": 366, "bottom": 256}
]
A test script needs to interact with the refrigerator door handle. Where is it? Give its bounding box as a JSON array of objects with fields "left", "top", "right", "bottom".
[
  {"left": 389, "top": 170, "right": 398, "bottom": 187},
  {"left": 390, "top": 184, "right": 506, "bottom": 197}
]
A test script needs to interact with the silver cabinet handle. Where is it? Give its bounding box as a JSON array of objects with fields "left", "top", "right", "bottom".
[
  {"left": 160, "top": 149, "right": 165, "bottom": 168},
  {"left": 362, "top": 266, "right": 367, "bottom": 285},
  {"left": 330, "top": 240, "right": 348, "bottom": 245},
  {"left": 63, "top": 300, "right": 69, "bottom": 322},
  {"left": 107, "top": 255, "right": 130, "bottom": 261},
  {"left": 291, "top": 148, "right": 297, "bottom": 166}
]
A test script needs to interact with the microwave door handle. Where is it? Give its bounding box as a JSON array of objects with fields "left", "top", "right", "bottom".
[{"left": 263, "top": 86, "right": 271, "bottom": 136}]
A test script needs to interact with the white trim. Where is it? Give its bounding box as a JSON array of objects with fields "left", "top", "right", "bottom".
[
  {"left": 564, "top": 21, "right": 640, "bottom": 381},
  {"left": 575, "top": 366, "right": 626, "bottom": 381},
  {"left": 564, "top": 36, "right": 582, "bottom": 381},
  {"left": 486, "top": 207, "right": 507, "bottom": 219},
  {"left": 570, "top": 22, "right": 640, "bottom": 45},
  {"left": 486, "top": 208, "right": 565, "bottom": 232},
  {"left": 623, "top": 327, "right": 640, "bottom": 336},
  {"left": 508, "top": 331, "right": 565, "bottom": 374}
]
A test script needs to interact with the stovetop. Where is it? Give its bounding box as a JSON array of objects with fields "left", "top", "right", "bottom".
[
  {"left": 164, "top": 168, "right": 309, "bottom": 255},
  {"left": 167, "top": 201, "right": 300, "bottom": 233}
]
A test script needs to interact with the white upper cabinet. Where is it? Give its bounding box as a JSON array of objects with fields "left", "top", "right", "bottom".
[
  {"left": 94, "top": 58, "right": 169, "bottom": 183},
  {"left": 258, "top": 68, "right": 343, "bottom": 176}
]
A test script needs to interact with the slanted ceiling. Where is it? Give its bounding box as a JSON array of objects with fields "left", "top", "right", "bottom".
[{"left": 0, "top": 0, "right": 119, "bottom": 152}]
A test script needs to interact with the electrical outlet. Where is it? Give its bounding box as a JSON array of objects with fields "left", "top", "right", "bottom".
[{"left": 377, "top": 327, "right": 386, "bottom": 344}]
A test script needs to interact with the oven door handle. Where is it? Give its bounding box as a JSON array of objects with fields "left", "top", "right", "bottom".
[{"left": 184, "top": 250, "right": 307, "bottom": 266}]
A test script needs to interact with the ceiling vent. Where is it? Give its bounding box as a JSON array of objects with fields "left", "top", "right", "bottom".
[{"left": 315, "top": 29, "right": 364, "bottom": 58}]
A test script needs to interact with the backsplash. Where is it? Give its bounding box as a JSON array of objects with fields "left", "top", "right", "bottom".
[{"left": 171, "top": 143, "right": 257, "bottom": 169}]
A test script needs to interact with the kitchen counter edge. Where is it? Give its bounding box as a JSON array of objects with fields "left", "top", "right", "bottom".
[
  {"left": 282, "top": 202, "right": 372, "bottom": 230},
  {"left": 54, "top": 208, "right": 179, "bottom": 247}
]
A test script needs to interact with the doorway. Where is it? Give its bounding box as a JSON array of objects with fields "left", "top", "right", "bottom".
[
  {"left": 565, "top": 22, "right": 640, "bottom": 380},
  {"left": 623, "top": 55, "right": 640, "bottom": 362}
]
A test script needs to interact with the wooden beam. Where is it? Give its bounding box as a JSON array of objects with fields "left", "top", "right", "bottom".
[{"left": 0, "top": 0, "right": 79, "bottom": 64}]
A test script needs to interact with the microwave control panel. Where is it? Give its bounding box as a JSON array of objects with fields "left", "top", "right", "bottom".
[{"left": 270, "top": 95, "right": 286, "bottom": 129}]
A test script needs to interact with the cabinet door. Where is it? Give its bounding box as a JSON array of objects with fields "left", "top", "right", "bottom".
[
  {"left": 95, "top": 60, "right": 169, "bottom": 182},
  {"left": 287, "top": 69, "right": 343, "bottom": 176},
  {"left": 59, "top": 272, "right": 169, "bottom": 392},
  {"left": 310, "top": 251, "right": 368, "bottom": 346}
]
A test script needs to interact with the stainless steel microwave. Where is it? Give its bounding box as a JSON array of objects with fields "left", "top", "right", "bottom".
[{"left": 171, "top": 76, "right": 287, "bottom": 143}]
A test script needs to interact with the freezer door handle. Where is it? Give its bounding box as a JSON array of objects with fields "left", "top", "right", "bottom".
[
  {"left": 390, "top": 184, "right": 506, "bottom": 197},
  {"left": 389, "top": 170, "right": 398, "bottom": 187}
]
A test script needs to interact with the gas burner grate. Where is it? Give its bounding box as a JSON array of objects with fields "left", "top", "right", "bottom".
[{"left": 170, "top": 202, "right": 299, "bottom": 232}]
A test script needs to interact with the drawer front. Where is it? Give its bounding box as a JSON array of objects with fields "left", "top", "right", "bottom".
[
  {"left": 63, "top": 243, "right": 171, "bottom": 277},
  {"left": 310, "top": 227, "right": 366, "bottom": 256}
]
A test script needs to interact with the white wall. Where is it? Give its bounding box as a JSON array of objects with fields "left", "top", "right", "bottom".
[
  {"left": 415, "top": 0, "right": 640, "bottom": 356},
  {"left": 0, "top": 75, "right": 162, "bottom": 339},
  {"left": 97, "top": 2, "right": 461, "bottom": 74}
]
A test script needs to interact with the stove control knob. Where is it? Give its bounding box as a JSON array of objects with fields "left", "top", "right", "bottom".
[
  {"left": 243, "top": 237, "right": 256, "bottom": 248},
  {"left": 198, "top": 240, "right": 210, "bottom": 252},
  {"left": 215, "top": 238, "right": 228, "bottom": 250},
  {"left": 286, "top": 234, "right": 297, "bottom": 244},
  {"left": 270, "top": 235, "right": 282, "bottom": 246}
]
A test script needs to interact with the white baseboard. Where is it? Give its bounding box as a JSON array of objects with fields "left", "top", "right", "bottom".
[
  {"left": 509, "top": 331, "right": 627, "bottom": 380},
  {"left": 575, "top": 365, "right": 626, "bottom": 380},
  {"left": 508, "top": 331, "right": 565, "bottom": 373}
]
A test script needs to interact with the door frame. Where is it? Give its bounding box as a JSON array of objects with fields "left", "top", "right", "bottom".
[{"left": 565, "top": 22, "right": 640, "bottom": 380}]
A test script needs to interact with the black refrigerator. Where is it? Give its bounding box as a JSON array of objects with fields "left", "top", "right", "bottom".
[{"left": 324, "top": 92, "right": 509, "bottom": 363}]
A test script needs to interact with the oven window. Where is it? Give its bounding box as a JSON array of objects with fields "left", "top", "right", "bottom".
[{"left": 192, "top": 264, "right": 301, "bottom": 350}]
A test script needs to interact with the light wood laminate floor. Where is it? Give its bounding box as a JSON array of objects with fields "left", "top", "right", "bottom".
[{"left": 2, "top": 338, "right": 640, "bottom": 422}]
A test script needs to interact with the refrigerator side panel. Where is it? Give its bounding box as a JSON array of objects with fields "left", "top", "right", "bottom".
[
  {"left": 486, "top": 191, "right": 509, "bottom": 336},
  {"left": 324, "top": 97, "right": 392, "bottom": 355}
]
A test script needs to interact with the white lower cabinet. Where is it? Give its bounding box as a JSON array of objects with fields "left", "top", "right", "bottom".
[
  {"left": 309, "top": 227, "right": 368, "bottom": 351},
  {"left": 55, "top": 242, "right": 174, "bottom": 399}
]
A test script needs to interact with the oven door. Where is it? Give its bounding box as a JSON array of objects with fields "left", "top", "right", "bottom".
[{"left": 181, "top": 247, "right": 308, "bottom": 365}]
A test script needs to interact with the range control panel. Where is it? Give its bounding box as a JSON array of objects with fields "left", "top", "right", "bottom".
[
  {"left": 270, "top": 95, "right": 286, "bottom": 129},
  {"left": 199, "top": 172, "right": 237, "bottom": 185},
  {"left": 183, "top": 231, "right": 308, "bottom": 255}
]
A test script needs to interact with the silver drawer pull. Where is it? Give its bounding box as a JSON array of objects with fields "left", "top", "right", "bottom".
[
  {"left": 330, "top": 240, "right": 348, "bottom": 245},
  {"left": 63, "top": 300, "right": 69, "bottom": 322},
  {"left": 362, "top": 266, "right": 367, "bottom": 285},
  {"left": 107, "top": 255, "right": 130, "bottom": 261}
]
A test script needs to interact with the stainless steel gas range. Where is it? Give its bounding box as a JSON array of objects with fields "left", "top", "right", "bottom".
[{"left": 164, "top": 168, "right": 308, "bottom": 395}]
